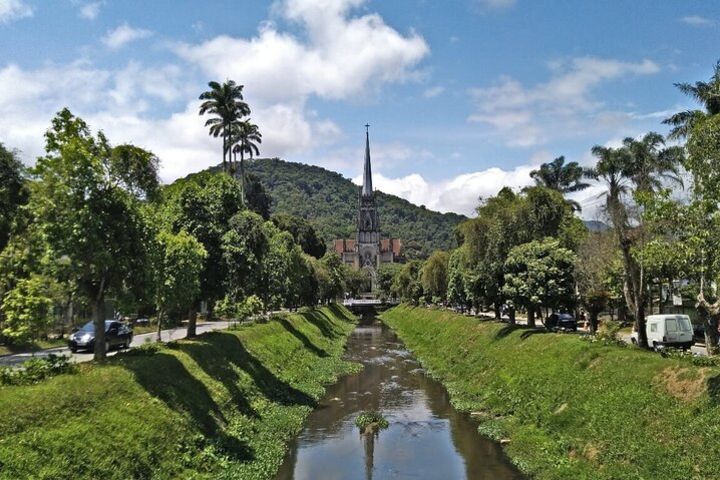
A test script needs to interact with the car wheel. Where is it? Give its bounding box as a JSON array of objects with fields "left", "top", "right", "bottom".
[
  {"left": 70, "top": 347, "right": 77, "bottom": 353},
  {"left": 630, "top": 337, "right": 637, "bottom": 345},
  {"left": 653, "top": 342, "right": 661, "bottom": 352}
]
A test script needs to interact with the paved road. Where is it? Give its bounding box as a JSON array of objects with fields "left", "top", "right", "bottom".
[{"left": 0, "top": 321, "right": 230, "bottom": 367}]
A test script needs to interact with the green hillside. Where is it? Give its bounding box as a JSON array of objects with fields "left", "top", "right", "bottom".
[{"left": 243, "top": 158, "right": 466, "bottom": 257}]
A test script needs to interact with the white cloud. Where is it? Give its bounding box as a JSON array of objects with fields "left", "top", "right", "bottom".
[
  {"left": 681, "top": 15, "right": 714, "bottom": 27},
  {"left": 352, "top": 163, "right": 537, "bottom": 215},
  {"left": 423, "top": 85, "right": 445, "bottom": 98},
  {"left": 0, "top": 0, "right": 32, "bottom": 23},
  {"left": 103, "top": 23, "right": 153, "bottom": 49},
  {"left": 175, "top": 0, "right": 428, "bottom": 104},
  {"left": 468, "top": 57, "right": 660, "bottom": 147},
  {"left": 79, "top": 2, "right": 103, "bottom": 20}
]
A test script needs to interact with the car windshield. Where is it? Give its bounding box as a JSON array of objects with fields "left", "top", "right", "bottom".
[
  {"left": 78, "top": 321, "right": 94, "bottom": 332},
  {"left": 678, "top": 317, "right": 692, "bottom": 332}
]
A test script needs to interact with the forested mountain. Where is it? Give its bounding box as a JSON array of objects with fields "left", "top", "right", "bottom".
[{"left": 235, "top": 158, "right": 466, "bottom": 257}]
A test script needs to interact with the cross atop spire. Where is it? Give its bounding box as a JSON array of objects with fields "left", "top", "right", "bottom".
[{"left": 362, "top": 124, "right": 373, "bottom": 197}]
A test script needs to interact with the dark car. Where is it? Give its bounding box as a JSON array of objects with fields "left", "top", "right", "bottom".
[
  {"left": 68, "top": 320, "right": 133, "bottom": 353},
  {"left": 546, "top": 313, "right": 577, "bottom": 332}
]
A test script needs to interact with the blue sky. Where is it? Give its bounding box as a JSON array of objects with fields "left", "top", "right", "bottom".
[{"left": 0, "top": 0, "right": 718, "bottom": 217}]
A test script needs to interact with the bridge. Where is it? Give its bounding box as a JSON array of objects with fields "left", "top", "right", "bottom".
[{"left": 343, "top": 298, "right": 399, "bottom": 315}]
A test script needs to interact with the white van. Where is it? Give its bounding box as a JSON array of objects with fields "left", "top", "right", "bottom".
[{"left": 631, "top": 314, "right": 694, "bottom": 351}]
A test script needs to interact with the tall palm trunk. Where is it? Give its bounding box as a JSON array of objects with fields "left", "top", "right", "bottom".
[{"left": 240, "top": 149, "right": 246, "bottom": 203}]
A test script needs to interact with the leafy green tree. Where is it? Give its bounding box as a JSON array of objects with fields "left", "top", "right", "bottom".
[
  {"left": 376, "top": 263, "right": 402, "bottom": 300},
  {"left": 663, "top": 60, "right": 720, "bottom": 140},
  {"left": 318, "top": 253, "right": 346, "bottom": 303},
  {"left": 152, "top": 231, "right": 206, "bottom": 341},
  {"left": 393, "top": 260, "right": 424, "bottom": 304},
  {"left": 245, "top": 173, "right": 272, "bottom": 220},
  {"left": 530, "top": 156, "right": 590, "bottom": 211},
  {"left": 0, "top": 143, "right": 28, "bottom": 251},
  {"left": 221, "top": 210, "right": 268, "bottom": 302},
  {"left": 345, "top": 267, "right": 372, "bottom": 298},
  {"left": 198, "top": 80, "right": 250, "bottom": 175},
  {"left": 163, "top": 172, "right": 244, "bottom": 334},
  {"left": 261, "top": 223, "right": 294, "bottom": 310},
  {"left": 421, "top": 250, "right": 449, "bottom": 303},
  {"left": 503, "top": 238, "right": 576, "bottom": 327},
  {"left": 30, "top": 109, "right": 157, "bottom": 360},
  {"left": 272, "top": 213, "right": 326, "bottom": 258},
  {"left": 1, "top": 274, "right": 57, "bottom": 345},
  {"left": 446, "top": 248, "right": 470, "bottom": 311}
]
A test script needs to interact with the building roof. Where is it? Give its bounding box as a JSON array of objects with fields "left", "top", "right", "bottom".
[{"left": 362, "top": 125, "right": 373, "bottom": 198}]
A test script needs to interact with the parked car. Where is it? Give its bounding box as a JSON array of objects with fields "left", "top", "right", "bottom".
[
  {"left": 545, "top": 313, "right": 577, "bottom": 332},
  {"left": 630, "top": 314, "right": 693, "bottom": 351},
  {"left": 68, "top": 320, "right": 133, "bottom": 353}
]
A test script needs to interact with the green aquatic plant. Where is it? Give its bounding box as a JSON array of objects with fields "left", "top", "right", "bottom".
[{"left": 355, "top": 411, "right": 389, "bottom": 435}]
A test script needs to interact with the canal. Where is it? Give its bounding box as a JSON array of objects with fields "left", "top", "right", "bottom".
[{"left": 275, "top": 317, "right": 524, "bottom": 479}]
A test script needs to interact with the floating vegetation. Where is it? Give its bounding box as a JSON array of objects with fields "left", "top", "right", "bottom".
[{"left": 355, "top": 411, "right": 389, "bottom": 435}]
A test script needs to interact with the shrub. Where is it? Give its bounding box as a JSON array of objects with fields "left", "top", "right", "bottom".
[
  {"left": 355, "top": 411, "right": 389, "bottom": 434},
  {"left": 0, "top": 354, "right": 76, "bottom": 386}
]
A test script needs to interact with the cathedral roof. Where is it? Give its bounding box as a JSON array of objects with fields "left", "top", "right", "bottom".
[{"left": 362, "top": 125, "right": 373, "bottom": 198}]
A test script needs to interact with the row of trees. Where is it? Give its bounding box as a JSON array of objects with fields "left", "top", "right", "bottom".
[
  {"left": 0, "top": 81, "right": 361, "bottom": 360},
  {"left": 382, "top": 61, "right": 720, "bottom": 354}
]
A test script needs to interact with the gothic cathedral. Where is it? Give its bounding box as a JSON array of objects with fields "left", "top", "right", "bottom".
[{"left": 333, "top": 126, "right": 402, "bottom": 271}]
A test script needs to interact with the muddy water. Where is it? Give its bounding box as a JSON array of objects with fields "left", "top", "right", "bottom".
[{"left": 275, "top": 318, "right": 524, "bottom": 480}]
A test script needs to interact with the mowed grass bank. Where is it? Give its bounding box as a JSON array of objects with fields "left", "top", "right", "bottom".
[
  {"left": 0, "top": 305, "right": 358, "bottom": 480},
  {"left": 382, "top": 305, "right": 720, "bottom": 480}
]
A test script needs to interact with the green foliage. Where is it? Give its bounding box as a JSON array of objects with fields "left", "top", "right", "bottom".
[
  {"left": 0, "top": 142, "right": 28, "bottom": 251},
  {"left": 355, "top": 411, "right": 389, "bottom": 433},
  {"left": 272, "top": 212, "right": 326, "bottom": 258},
  {"left": 392, "top": 260, "right": 424, "bottom": 303},
  {"left": 215, "top": 294, "right": 264, "bottom": 321},
  {"left": 0, "top": 305, "right": 357, "bottom": 479},
  {"left": 503, "top": 238, "right": 577, "bottom": 313},
  {"left": 152, "top": 230, "right": 207, "bottom": 324},
  {"left": 384, "top": 305, "right": 720, "bottom": 480},
  {"left": 1, "top": 274, "right": 57, "bottom": 344},
  {"left": 0, "top": 354, "right": 76, "bottom": 386},
  {"left": 420, "top": 250, "right": 449, "bottom": 301},
  {"left": 242, "top": 158, "right": 465, "bottom": 256}
]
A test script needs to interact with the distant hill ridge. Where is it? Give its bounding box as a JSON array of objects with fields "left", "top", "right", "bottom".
[{"left": 239, "top": 158, "right": 466, "bottom": 257}]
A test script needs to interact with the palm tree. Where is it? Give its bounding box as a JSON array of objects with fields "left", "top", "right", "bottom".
[
  {"left": 663, "top": 61, "right": 720, "bottom": 140},
  {"left": 530, "top": 156, "right": 591, "bottom": 211},
  {"left": 230, "top": 120, "right": 262, "bottom": 201},
  {"left": 621, "top": 132, "right": 684, "bottom": 193},
  {"left": 198, "top": 80, "right": 250, "bottom": 174},
  {"left": 585, "top": 146, "right": 629, "bottom": 224}
]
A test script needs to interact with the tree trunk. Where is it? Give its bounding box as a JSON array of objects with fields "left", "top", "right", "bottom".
[
  {"left": 156, "top": 309, "right": 163, "bottom": 343},
  {"left": 493, "top": 303, "right": 501, "bottom": 320},
  {"left": 187, "top": 302, "right": 198, "bottom": 339},
  {"left": 508, "top": 304, "right": 516, "bottom": 325},
  {"left": 527, "top": 306, "right": 536, "bottom": 328},
  {"left": 92, "top": 276, "right": 107, "bottom": 361},
  {"left": 697, "top": 293, "right": 720, "bottom": 355},
  {"left": 240, "top": 151, "right": 246, "bottom": 203},
  {"left": 589, "top": 311, "right": 599, "bottom": 334}
]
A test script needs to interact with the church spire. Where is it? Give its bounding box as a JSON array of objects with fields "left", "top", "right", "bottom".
[{"left": 362, "top": 124, "right": 373, "bottom": 197}]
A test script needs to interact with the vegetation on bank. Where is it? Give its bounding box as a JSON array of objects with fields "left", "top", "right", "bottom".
[
  {"left": 383, "top": 305, "right": 720, "bottom": 480},
  {"left": 0, "top": 305, "right": 359, "bottom": 480}
]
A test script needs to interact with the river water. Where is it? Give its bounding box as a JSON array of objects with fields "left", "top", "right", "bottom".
[{"left": 275, "top": 317, "right": 524, "bottom": 480}]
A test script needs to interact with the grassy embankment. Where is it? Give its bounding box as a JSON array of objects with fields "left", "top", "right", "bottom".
[
  {"left": 382, "top": 305, "right": 720, "bottom": 480},
  {"left": 0, "top": 305, "right": 358, "bottom": 480}
]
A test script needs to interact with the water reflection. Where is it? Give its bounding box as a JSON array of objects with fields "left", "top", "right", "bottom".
[{"left": 275, "top": 318, "right": 524, "bottom": 480}]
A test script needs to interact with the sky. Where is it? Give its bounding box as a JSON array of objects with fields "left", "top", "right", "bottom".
[{"left": 1, "top": 0, "right": 719, "bottom": 219}]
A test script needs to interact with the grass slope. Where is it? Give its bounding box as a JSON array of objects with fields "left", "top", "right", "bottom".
[
  {"left": 382, "top": 305, "right": 720, "bottom": 480},
  {"left": 0, "top": 305, "right": 358, "bottom": 480},
  {"left": 244, "top": 158, "right": 466, "bottom": 256}
]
